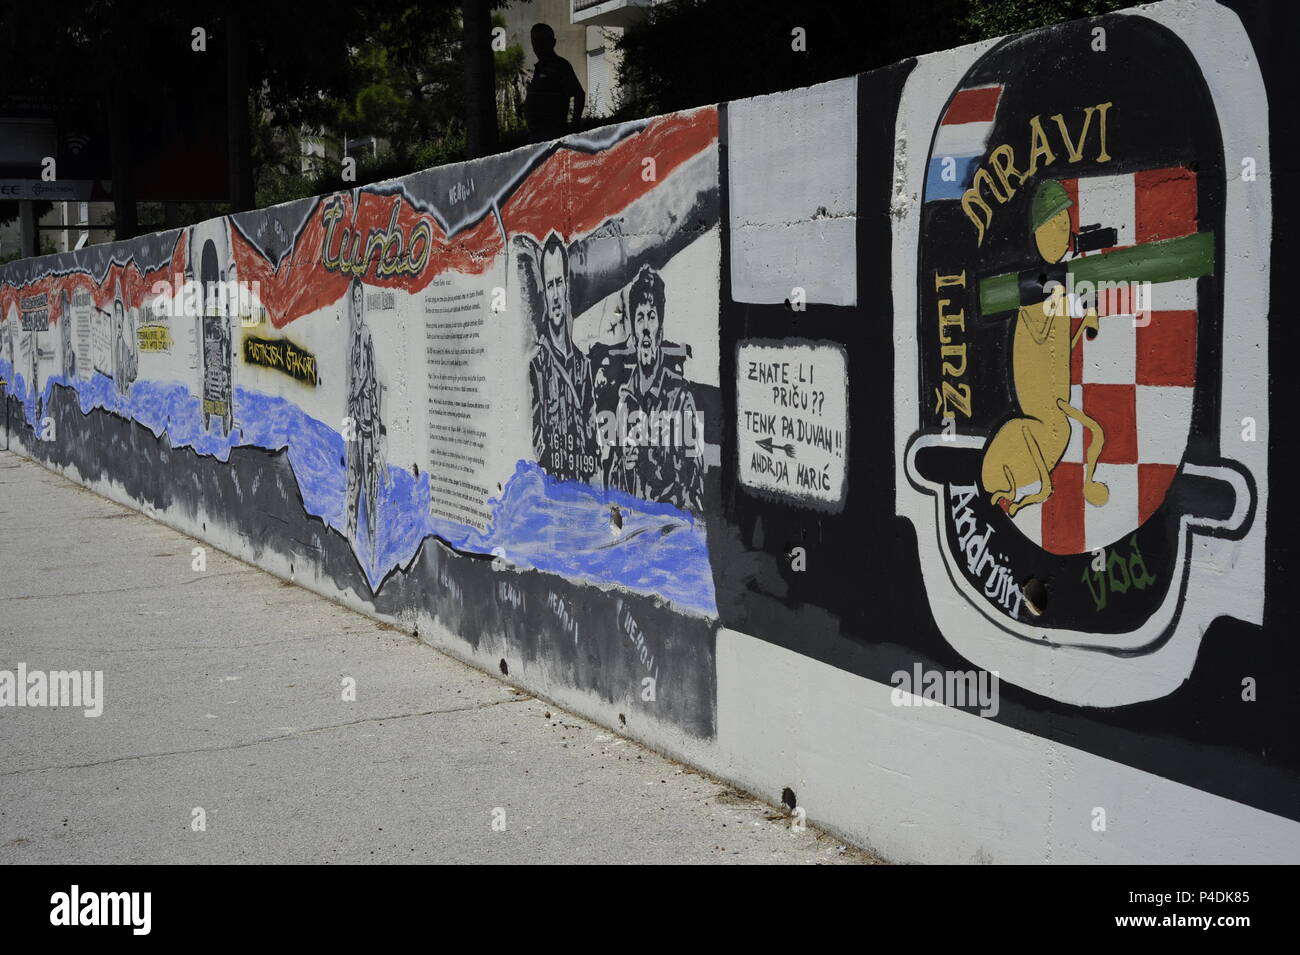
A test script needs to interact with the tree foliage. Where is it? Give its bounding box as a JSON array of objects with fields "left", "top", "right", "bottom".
[
  {"left": 614, "top": 0, "right": 1131, "bottom": 118},
  {"left": 960, "top": 0, "right": 1132, "bottom": 41},
  {"left": 2, "top": 0, "right": 1137, "bottom": 231}
]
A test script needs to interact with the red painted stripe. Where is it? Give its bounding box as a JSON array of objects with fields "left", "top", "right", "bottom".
[
  {"left": 942, "top": 86, "right": 1002, "bottom": 126},
  {"left": 235, "top": 192, "right": 503, "bottom": 330},
  {"left": 1096, "top": 280, "right": 1142, "bottom": 317},
  {"left": 1136, "top": 310, "right": 1197, "bottom": 386},
  {"left": 1042, "top": 462, "right": 1085, "bottom": 555},
  {"left": 1083, "top": 383, "right": 1138, "bottom": 465},
  {"left": 0, "top": 237, "right": 188, "bottom": 323},
  {"left": 4, "top": 107, "right": 718, "bottom": 331},
  {"left": 1062, "top": 177, "right": 1080, "bottom": 238},
  {"left": 1134, "top": 167, "right": 1197, "bottom": 244},
  {"left": 1070, "top": 316, "right": 1083, "bottom": 385},
  {"left": 231, "top": 108, "right": 721, "bottom": 329},
  {"left": 1139, "top": 462, "right": 1178, "bottom": 525}
]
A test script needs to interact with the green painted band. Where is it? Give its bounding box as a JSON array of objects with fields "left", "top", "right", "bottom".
[{"left": 977, "top": 231, "right": 1215, "bottom": 316}]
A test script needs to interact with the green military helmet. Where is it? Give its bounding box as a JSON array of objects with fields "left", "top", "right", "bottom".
[{"left": 1030, "top": 179, "right": 1073, "bottom": 231}]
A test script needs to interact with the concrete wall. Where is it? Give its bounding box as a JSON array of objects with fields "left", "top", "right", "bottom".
[{"left": 2, "top": 0, "right": 1295, "bottom": 863}]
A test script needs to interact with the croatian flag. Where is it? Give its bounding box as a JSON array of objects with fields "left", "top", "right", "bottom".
[
  {"left": 925, "top": 85, "right": 1004, "bottom": 202},
  {"left": 1009, "top": 166, "right": 1202, "bottom": 555}
]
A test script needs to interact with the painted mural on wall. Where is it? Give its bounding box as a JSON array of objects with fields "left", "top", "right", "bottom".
[
  {"left": 736, "top": 340, "right": 848, "bottom": 510},
  {"left": 705, "top": 3, "right": 1288, "bottom": 824},
  {"left": 516, "top": 229, "right": 713, "bottom": 513},
  {"left": 897, "top": 11, "right": 1265, "bottom": 707},
  {"left": 0, "top": 109, "right": 723, "bottom": 737},
  {"left": 0, "top": 113, "right": 719, "bottom": 599},
  {"left": 0, "top": 1, "right": 1290, "bottom": 823}
]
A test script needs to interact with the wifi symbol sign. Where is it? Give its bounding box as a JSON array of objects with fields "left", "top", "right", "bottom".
[{"left": 64, "top": 133, "right": 90, "bottom": 155}]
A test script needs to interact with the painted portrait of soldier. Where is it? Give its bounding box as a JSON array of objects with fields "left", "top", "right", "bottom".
[
  {"left": 3, "top": 321, "right": 12, "bottom": 392},
  {"left": 528, "top": 232, "right": 597, "bottom": 482},
  {"left": 112, "top": 300, "right": 126, "bottom": 396},
  {"left": 194, "top": 234, "right": 234, "bottom": 435},
  {"left": 111, "top": 284, "right": 137, "bottom": 398},
  {"left": 60, "top": 288, "right": 76, "bottom": 380},
  {"left": 344, "top": 276, "right": 387, "bottom": 559},
  {"left": 606, "top": 264, "right": 703, "bottom": 512},
  {"left": 28, "top": 323, "right": 40, "bottom": 417}
]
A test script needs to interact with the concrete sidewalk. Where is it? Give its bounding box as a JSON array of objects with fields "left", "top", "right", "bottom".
[{"left": 0, "top": 451, "right": 876, "bottom": 864}]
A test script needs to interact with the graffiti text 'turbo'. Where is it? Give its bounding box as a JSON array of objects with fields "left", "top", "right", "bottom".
[{"left": 322, "top": 196, "right": 432, "bottom": 280}]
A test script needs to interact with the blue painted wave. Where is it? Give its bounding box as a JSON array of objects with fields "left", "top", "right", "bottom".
[{"left": 5, "top": 371, "right": 717, "bottom": 617}]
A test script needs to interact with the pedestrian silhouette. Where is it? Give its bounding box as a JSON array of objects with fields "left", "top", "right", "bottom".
[{"left": 525, "top": 23, "right": 585, "bottom": 142}]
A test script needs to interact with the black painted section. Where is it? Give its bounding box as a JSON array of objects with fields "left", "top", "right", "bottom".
[
  {"left": 9, "top": 385, "right": 716, "bottom": 738},
  {"left": 710, "top": 13, "right": 1300, "bottom": 822}
]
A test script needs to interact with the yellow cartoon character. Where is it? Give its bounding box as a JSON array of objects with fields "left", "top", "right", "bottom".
[{"left": 982, "top": 180, "right": 1108, "bottom": 517}]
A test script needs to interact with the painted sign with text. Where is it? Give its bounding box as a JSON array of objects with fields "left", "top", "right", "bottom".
[{"left": 737, "top": 340, "right": 848, "bottom": 510}]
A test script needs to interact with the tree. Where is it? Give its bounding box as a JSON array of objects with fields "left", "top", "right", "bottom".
[
  {"left": 250, "top": 3, "right": 475, "bottom": 207},
  {"left": 1, "top": 1, "right": 466, "bottom": 235},
  {"left": 495, "top": 13, "right": 529, "bottom": 136},
  {"left": 226, "top": 5, "right": 255, "bottom": 213},
  {"left": 614, "top": 0, "right": 963, "bottom": 118},
  {"left": 461, "top": 0, "right": 500, "bottom": 158},
  {"left": 329, "top": 4, "right": 464, "bottom": 160},
  {"left": 613, "top": 0, "right": 1131, "bottom": 120},
  {"left": 960, "top": 0, "right": 1131, "bottom": 39},
  {"left": 0, "top": 0, "right": 186, "bottom": 238}
]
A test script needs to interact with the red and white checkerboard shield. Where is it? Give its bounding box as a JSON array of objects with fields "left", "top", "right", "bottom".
[{"left": 1008, "top": 166, "right": 1199, "bottom": 555}]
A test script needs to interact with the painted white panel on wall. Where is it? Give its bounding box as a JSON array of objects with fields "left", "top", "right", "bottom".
[
  {"left": 715, "top": 627, "right": 1300, "bottom": 864},
  {"left": 736, "top": 340, "right": 848, "bottom": 509},
  {"left": 727, "top": 76, "right": 857, "bottom": 306},
  {"left": 729, "top": 220, "right": 857, "bottom": 307}
]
